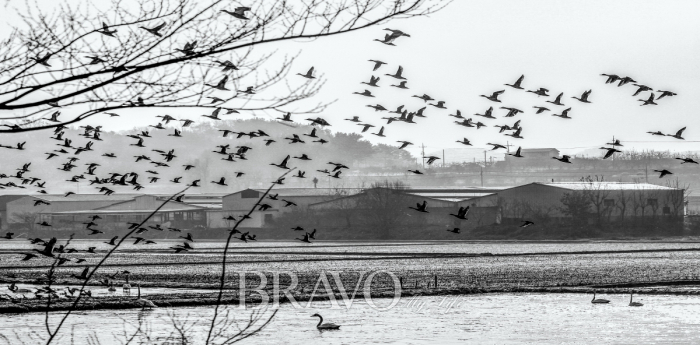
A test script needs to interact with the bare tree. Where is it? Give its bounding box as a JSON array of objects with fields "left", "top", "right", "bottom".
[
  {"left": 560, "top": 190, "right": 591, "bottom": 224},
  {"left": 358, "top": 180, "right": 411, "bottom": 236},
  {"left": 631, "top": 189, "right": 647, "bottom": 221},
  {"left": 615, "top": 189, "right": 630, "bottom": 225},
  {"left": 0, "top": 0, "right": 447, "bottom": 133},
  {"left": 647, "top": 190, "right": 660, "bottom": 220},
  {"left": 10, "top": 211, "right": 39, "bottom": 229},
  {"left": 583, "top": 183, "right": 611, "bottom": 227}
]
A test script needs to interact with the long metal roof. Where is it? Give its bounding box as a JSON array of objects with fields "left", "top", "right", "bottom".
[
  {"left": 542, "top": 182, "right": 677, "bottom": 191},
  {"left": 29, "top": 194, "right": 139, "bottom": 202}
]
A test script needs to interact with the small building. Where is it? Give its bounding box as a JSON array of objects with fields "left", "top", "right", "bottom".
[
  {"left": 504, "top": 148, "right": 560, "bottom": 162},
  {"left": 4, "top": 193, "right": 222, "bottom": 231},
  {"left": 47, "top": 195, "right": 209, "bottom": 230},
  {"left": 6, "top": 194, "right": 139, "bottom": 230}
]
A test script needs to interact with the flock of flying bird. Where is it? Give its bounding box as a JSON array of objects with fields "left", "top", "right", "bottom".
[
  {"left": 0, "top": 12, "right": 695, "bottom": 298},
  {"left": 347, "top": 41, "right": 686, "bottom": 174},
  {"left": 341, "top": 28, "right": 691, "bottom": 231}
]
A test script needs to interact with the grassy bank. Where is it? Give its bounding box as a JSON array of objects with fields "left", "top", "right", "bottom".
[{"left": 4, "top": 282, "right": 700, "bottom": 313}]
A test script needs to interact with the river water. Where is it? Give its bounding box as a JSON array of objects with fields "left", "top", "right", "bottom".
[{"left": 2, "top": 293, "right": 699, "bottom": 344}]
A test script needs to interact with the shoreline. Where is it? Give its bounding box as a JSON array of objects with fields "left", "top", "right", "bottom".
[{"left": 3, "top": 283, "right": 700, "bottom": 314}]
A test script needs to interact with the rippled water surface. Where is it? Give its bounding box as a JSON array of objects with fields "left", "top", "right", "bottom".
[
  {"left": 3, "top": 239, "right": 700, "bottom": 254},
  {"left": 2, "top": 293, "right": 700, "bottom": 344}
]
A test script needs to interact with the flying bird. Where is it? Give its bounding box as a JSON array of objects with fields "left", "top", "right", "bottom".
[
  {"left": 600, "top": 147, "right": 622, "bottom": 159},
  {"left": 505, "top": 75, "right": 524, "bottom": 89},
  {"left": 424, "top": 156, "right": 440, "bottom": 165},
  {"left": 368, "top": 59, "right": 386, "bottom": 71},
  {"left": 654, "top": 169, "right": 673, "bottom": 178},
  {"left": 298, "top": 67, "right": 315, "bottom": 79},
  {"left": 221, "top": 7, "right": 251, "bottom": 20},
  {"left": 520, "top": 221, "right": 535, "bottom": 228},
  {"left": 676, "top": 157, "right": 699, "bottom": 164},
  {"left": 408, "top": 201, "right": 428, "bottom": 213},
  {"left": 553, "top": 155, "right": 572, "bottom": 164},
  {"left": 572, "top": 90, "right": 592, "bottom": 103},
  {"left": 667, "top": 127, "right": 686, "bottom": 140},
  {"left": 546, "top": 93, "right": 565, "bottom": 106},
  {"left": 480, "top": 90, "right": 505, "bottom": 102},
  {"left": 638, "top": 93, "right": 657, "bottom": 106},
  {"left": 139, "top": 22, "right": 166, "bottom": 37},
  {"left": 450, "top": 206, "right": 469, "bottom": 220},
  {"left": 385, "top": 66, "right": 406, "bottom": 80},
  {"left": 508, "top": 147, "right": 524, "bottom": 158}
]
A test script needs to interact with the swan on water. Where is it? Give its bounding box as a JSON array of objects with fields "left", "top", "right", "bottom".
[
  {"left": 591, "top": 291, "right": 610, "bottom": 304},
  {"left": 123, "top": 271, "right": 131, "bottom": 295},
  {"left": 135, "top": 283, "right": 157, "bottom": 309},
  {"left": 311, "top": 313, "right": 340, "bottom": 330},
  {"left": 8, "top": 283, "right": 33, "bottom": 294},
  {"left": 629, "top": 293, "right": 643, "bottom": 307}
]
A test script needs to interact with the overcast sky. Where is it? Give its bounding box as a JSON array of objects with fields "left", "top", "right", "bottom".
[{"left": 2, "top": 0, "right": 699, "bottom": 161}]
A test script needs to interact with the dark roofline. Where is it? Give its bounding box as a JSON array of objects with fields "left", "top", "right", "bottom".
[
  {"left": 308, "top": 188, "right": 463, "bottom": 207},
  {"left": 223, "top": 188, "right": 361, "bottom": 198}
]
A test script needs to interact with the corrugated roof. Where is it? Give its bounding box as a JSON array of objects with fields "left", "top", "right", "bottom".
[
  {"left": 521, "top": 148, "right": 559, "bottom": 153},
  {"left": 50, "top": 207, "right": 204, "bottom": 214},
  {"left": 18, "top": 193, "right": 224, "bottom": 203},
  {"left": 543, "top": 182, "right": 677, "bottom": 191},
  {"left": 190, "top": 203, "right": 222, "bottom": 209},
  {"left": 408, "top": 187, "right": 512, "bottom": 192}
]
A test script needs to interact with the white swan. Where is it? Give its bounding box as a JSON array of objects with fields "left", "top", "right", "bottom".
[
  {"left": 311, "top": 313, "right": 340, "bottom": 330},
  {"left": 629, "top": 293, "right": 643, "bottom": 307},
  {"left": 134, "top": 283, "right": 157, "bottom": 309},
  {"left": 591, "top": 291, "right": 610, "bottom": 304}
]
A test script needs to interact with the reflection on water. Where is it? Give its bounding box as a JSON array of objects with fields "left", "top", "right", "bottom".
[{"left": 2, "top": 293, "right": 700, "bottom": 344}]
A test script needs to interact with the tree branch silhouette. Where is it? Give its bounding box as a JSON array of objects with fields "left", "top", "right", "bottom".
[{"left": 0, "top": 0, "right": 447, "bottom": 133}]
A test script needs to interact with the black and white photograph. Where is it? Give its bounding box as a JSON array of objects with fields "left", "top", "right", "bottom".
[{"left": 0, "top": 0, "right": 699, "bottom": 343}]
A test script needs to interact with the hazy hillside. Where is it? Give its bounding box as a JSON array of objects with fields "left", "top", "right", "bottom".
[{"left": 0, "top": 119, "right": 415, "bottom": 195}]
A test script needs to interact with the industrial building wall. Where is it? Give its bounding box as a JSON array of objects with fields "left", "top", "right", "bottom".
[
  {"left": 309, "top": 189, "right": 461, "bottom": 210},
  {"left": 95, "top": 196, "right": 204, "bottom": 212},
  {"left": 223, "top": 190, "right": 341, "bottom": 214},
  {"left": 475, "top": 183, "right": 684, "bottom": 221}
]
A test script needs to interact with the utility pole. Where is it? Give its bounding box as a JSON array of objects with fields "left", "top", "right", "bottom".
[
  {"left": 506, "top": 141, "right": 512, "bottom": 153},
  {"left": 611, "top": 135, "right": 615, "bottom": 170},
  {"left": 442, "top": 149, "right": 445, "bottom": 168},
  {"left": 645, "top": 163, "right": 648, "bottom": 183},
  {"left": 421, "top": 143, "right": 425, "bottom": 169},
  {"left": 482, "top": 150, "right": 487, "bottom": 187}
]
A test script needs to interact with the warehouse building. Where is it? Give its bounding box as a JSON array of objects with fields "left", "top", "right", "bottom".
[
  {"left": 308, "top": 187, "right": 501, "bottom": 230},
  {"left": 467, "top": 182, "right": 684, "bottom": 223},
  {"left": 3, "top": 193, "right": 223, "bottom": 231}
]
